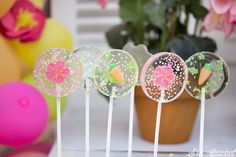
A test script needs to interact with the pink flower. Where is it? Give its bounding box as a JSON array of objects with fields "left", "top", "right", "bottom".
[
  {"left": 210, "top": 0, "right": 236, "bottom": 23},
  {"left": 46, "top": 60, "right": 70, "bottom": 84},
  {"left": 98, "top": 0, "right": 107, "bottom": 9},
  {"left": 204, "top": 9, "right": 234, "bottom": 37},
  {"left": 0, "top": 0, "right": 45, "bottom": 42},
  {"left": 153, "top": 66, "right": 175, "bottom": 90}
]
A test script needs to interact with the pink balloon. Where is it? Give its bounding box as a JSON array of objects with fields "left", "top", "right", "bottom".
[
  {"left": 6, "top": 144, "right": 52, "bottom": 156},
  {"left": 0, "top": 82, "right": 49, "bottom": 147},
  {"left": 7, "top": 151, "right": 47, "bottom": 157}
]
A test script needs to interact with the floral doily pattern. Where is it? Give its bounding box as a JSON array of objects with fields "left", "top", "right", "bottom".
[
  {"left": 74, "top": 47, "right": 101, "bottom": 90},
  {"left": 141, "top": 52, "right": 188, "bottom": 103},
  {"left": 186, "top": 52, "right": 229, "bottom": 99},
  {"left": 93, "top": 49, "right": 138, "bottom": 97},
  {"left": 34, "top": 48, "right": 83, "bottom": 97}
]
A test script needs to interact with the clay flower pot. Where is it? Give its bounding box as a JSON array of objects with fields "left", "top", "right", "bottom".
[{"left": 135, "top": 86, "right": 200, "bottom": 144}]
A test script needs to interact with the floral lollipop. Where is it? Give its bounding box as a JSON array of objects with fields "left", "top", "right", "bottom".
[
  {"left": 34, "top": 48, "right": 82, "bottom": 157},
  {"left": 74, "top": 47, "right": 101, "bottom": 156},
  {"left": 141, "top": 52, "right": 188, "bottom": 157},
  {"left": 185, "top": 52, "right": 229, "bottom": 157},
  {"left": 94, "top": 49, "right": 138, "bottom": 157}
]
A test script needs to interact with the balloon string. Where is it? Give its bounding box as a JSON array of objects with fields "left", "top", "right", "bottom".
[
  {"left": 85, "top": 79, "right": 90, "bottom": 157},
  {"left": 128, "top": 88, "right": 135, "bottom": 157},
  {"left": 199, "top": 88, "right": 205, "bottom": 157},
  {"left": 57, "top": 96, "right": 62, "bottom": 157},
  {"left": 106, "top": 87, "right": 116, "bottom": 157},
  {"left": 153, "top": 89, "right": 164, "bottom": 157}
]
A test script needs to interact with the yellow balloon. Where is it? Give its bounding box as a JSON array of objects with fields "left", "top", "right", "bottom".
[
  {"left": 0, "top": 0, "right": 16, "bottom": 18},
  {"left": 9, "top": 19, "right": 74, "bottom": 68},
  {"left": 22, "top": 74, "right": 68, "bottom": 122},
  {"left": 0, "top": 35, "right": 21, "bottom": 84},
  {"left": 28, "top": 0, "right": 44, "bottom": 9}
]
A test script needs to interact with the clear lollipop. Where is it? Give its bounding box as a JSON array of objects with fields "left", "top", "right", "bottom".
[
  {"left": 141, "top": 52, "right": 188, "bottom": 157},
  {"left": 34, "top": 48, "right": 83, "bottom": 157},
  {"left": 74, "top": 47, "right": 101, "bottom": 89},
  {"left": 185, "top": 52, "right": 229, "bottom": 157},
  {"left": 94, "top": 49, "right": 138, "bottom": 157},
  {"left": 74, "top": 47, "right": 101, "bottom": 157},
  {"left": 123, "top": 43, "right": 152, "bottom": 157},
  {"left": 123, "top": 43, "right": 152, "bottom": 85}
]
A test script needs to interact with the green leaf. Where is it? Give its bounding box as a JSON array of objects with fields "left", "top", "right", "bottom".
[
  {"left": 143, "top": 3, "right": 166, "bottom": 29},
  {"left": 105, "top": 24, "right": 130, "bottom": 49},
  {"left": 186, "top": 2, "right": 208, "bottom": 19},
  {"left": 161, "top": 0, "right": 177, "bottom": 9},
  {"left": 166, "top": 35, "right": 217, "bottom": 60},
  {"left": 119, "top": 0, "right": 153, "bottom": 22}
]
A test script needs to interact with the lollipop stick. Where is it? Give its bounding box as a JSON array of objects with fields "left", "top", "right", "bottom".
[
  {"left": 153, "top": 89, "right": 164, "bottom": 157},
  {"left": 128, "top": 88, "right": 135, "bottom": 157},
  {"left": 106, "top": 87, "right": 116, "bottom": 157},
  {"left": 56, "top": 97, "right": 62, "bottom": 157},
  {"left": 199, "top": 88, "right": 205, "bottom": 157},
  {"left": 85, "top": 79, "right": 90, "bottom": 157}
]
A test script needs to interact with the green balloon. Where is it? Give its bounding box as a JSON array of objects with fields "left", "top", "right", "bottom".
[{"left": 22, "top": 74, "right": 67, "bottom": 122}]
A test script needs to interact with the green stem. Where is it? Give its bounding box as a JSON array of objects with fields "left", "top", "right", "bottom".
[
  {"left": 160, "top": 28, "right": 168, "bottom": 50},
  {"left": 134, "top": 0, "right": 145, "bottom": 45}
]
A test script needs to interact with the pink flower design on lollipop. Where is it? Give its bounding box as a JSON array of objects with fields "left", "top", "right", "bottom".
[
  {"left": 0, "top": 0, "right": 45, "bottom": 42},
  {"left": 154, "top": 66, "right": 175, "bottom": 89},
  {"left": 46, "top": 61, "right": 70, "bottom": 84}
]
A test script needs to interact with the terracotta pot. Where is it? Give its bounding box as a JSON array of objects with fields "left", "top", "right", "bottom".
[{"left": 135, "top": 86, "right": 200, "bottom": 144}]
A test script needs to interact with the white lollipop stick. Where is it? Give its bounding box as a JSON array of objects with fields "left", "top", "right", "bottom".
[
  {"left": 56, "top": 97, "right": 62, "bottom": 157},
  {"left": 85, "top": 79, "right": 90, "bottom": 157},
  {"left": 199, "top": 88, "right": 205, "bottom": 157},
  {"left": 128, "top": 88, "right": 135, "bottom": 157},
  {"left": 106, "top": 87, "right": 116, "bottom": 157},
  {"left": 153, "top": 89, "right": 164, "bottom": 157}
]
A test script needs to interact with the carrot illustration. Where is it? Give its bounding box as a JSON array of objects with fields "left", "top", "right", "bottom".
[
  {"left": 110, "top": 66, "right": 125, "bottom": 84},
  {"left": 198, "top": 63, "right": 213, "bottom": 85}
]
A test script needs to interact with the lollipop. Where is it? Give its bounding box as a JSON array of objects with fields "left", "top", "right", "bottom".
[
  {"left": 185, "top": 52, "right": 229, "bottom": 157},
  {"left": 74, "top": 47, "right": 101, "bottom": 156},
  {"left": 141, "top": 52, "right": 188, "bottom": 157},
  {"left": 34, "top": 48, "right": 82, "bottom": 157},
  {"left": 94, "top": 49, "right": 138, "bottom": 157}
]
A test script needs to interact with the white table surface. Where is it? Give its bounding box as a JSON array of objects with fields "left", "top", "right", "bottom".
[{"left": 49, "top": 66, "right": 236, "bottom": 157}]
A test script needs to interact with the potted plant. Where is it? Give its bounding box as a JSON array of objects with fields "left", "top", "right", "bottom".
[{"left": 105, "top": 0, "right": 233, "bottom": 144}]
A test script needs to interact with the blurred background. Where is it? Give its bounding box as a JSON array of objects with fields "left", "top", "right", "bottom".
[{"left": 0, "top": 0, "right": 236, "bottom": 157}]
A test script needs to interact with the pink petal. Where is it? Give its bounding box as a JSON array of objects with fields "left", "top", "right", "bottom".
[
  {"left": 46, "top": 71, "right": 55, "bottom": 81},
  {"left": 55, "top": 76, "right": 65, "bottom": 84},
  {"left": 11, "top": 0, "right": 35, "bottom": 15},
  {"left": 98, "top": 0, "right": 107, "bottom": 9},
  {"left": 47, "top": 63, "right": 56, "bottom": 71},
  {"left": 224, "top": 13, "right": 234, "bottom": 37},
  {"left": 154, "top": 76, "right": 163, "bottom": 86},
  {"left": 154, "top": 67, "right": 162, "bottom": 75},
  {"left": 167, "top": 73, "right": 175, "bottom": 81},
  {"left": 203, "top": 9, "right": 221, "bottom": 31},
  {"left": 1, "top": 13, "right": 16, "bottom": 31},
  {"left": 162, "top": 66, "right": 172, "bottom": 71},
  {"left": 55, "top": 61, "right": 65, "bottom": 69},
  {"left": 62, "top": 68, "right": 70, "bottom": 76},
  {"left": 229, "top": 2, "right": 236, "bottom": 23},
  {"left": 210, "top": 0, "right": 232, "bottom": 14}
]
